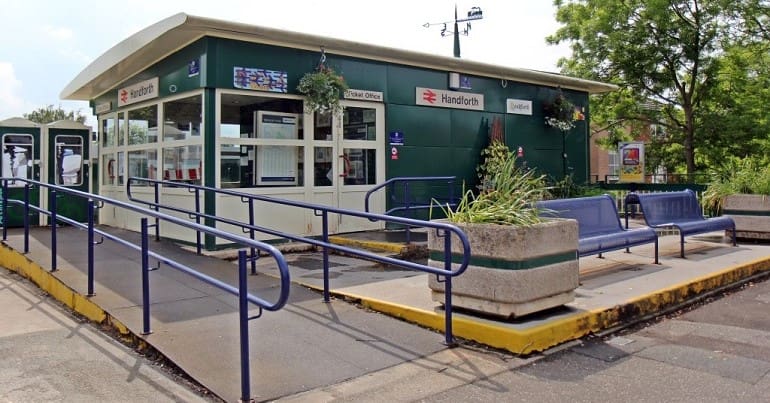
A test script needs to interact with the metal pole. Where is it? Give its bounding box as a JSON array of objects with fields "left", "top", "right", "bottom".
[
  {"left": 249, "top": 199, "right": 257, "bottom": 275},
  {"left": 194, "top": 188, "right": 201, "bottom": 255},
  {"left": 453, "top": 5, "right": 461, "bottom": 57},
  {"left": 238, "top": 250, "right": 252, "bottom": 402},
  {"left": 153, "top": 183, "right": 160, "bottom": 241},
  {"left": 23, "top": 184, "right": 29, "bottom": 253},
  {"left": 50, "top": 189, "right": 57, "bottom": 272},
  {"left": 141, "top": 218, "right": 152, "bottom": 335},
  {"left": 443, "top": 229, "right": 455, "bottom": 346},
  {"left": 87, "top": 199, "right": 95, "bottom": 296},
  {"left": 2, "top": 180, "right": 7, "bottom": 241},
  {"left": 322, "top": 211, "right": 330, "bottom": 302}
]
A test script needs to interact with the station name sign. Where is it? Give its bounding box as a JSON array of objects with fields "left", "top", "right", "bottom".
[
  {"left": 118, "top": 77, "right": 159, "bottom": 107},
  {"left": 415, "top": 87, "right": 484, "bottom": 111},
  {"left": 344, "top": 89, "right": 383, "bottom": 102},
  {"left": 506, "top": 99, "right": 532, "bottom": 115}
]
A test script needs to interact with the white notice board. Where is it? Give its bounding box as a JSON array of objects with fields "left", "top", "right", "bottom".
[{"left": 256, "top": 111, "right": 298, "bottom": 185}]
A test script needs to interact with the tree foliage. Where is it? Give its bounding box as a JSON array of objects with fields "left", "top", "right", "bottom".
[
  {"left": 23, "top": 105, "right": 87, "bottom": 125},
  {"left": 548, "top": 0, "right": 770, "bottom": 175}
]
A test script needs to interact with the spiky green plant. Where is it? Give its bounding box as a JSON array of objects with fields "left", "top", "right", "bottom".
[
  {"left": 433, "top": 140, "right": 548, "bottom": 226},
  {"left": 702, "top": 157, "right": 770, "bottom": 214}
]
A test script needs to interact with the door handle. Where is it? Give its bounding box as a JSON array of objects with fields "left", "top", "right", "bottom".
[{"left": 339, "top": 154, "right": 350, "bottom": 178}]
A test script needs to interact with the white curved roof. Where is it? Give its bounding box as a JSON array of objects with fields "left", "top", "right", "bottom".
[{"left": 61, "top": 13, "right": 616, "bottom": 100}]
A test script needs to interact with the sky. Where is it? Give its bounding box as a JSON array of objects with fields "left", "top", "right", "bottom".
[{"left": 0, "top": 0, "right": 570, "bottom": 128}]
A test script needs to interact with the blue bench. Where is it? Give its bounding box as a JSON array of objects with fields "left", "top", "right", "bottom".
[
  {"left": 635, "top": 189, "right": 737, "bottom": 258},
  {"left": 537, "top": 195, "right": 659, "bottom": 263}
]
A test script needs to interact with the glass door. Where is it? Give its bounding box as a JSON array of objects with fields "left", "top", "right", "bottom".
[{"left": 336, "top": 102, "right": 384, "bottom": 233}]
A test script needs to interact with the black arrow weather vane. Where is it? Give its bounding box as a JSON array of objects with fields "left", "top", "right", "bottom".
[{"left": 423, "top": 5, "right": 484, "bottom": 58}]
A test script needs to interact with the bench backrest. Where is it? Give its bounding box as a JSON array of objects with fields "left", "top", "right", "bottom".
[
  {"left": 635, "top": 189, "right": 704, "bottom": 226},
  {"left": 536, "top": 195, "right": 623, "bottom": 237}
]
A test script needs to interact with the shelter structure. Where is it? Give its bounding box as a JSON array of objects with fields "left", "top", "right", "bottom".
[{"left": 61, "top": 13, "right": 615, "bottom": 247}]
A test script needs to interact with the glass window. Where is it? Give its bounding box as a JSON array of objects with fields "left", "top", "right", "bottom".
[
  {"left": 128, "top": 105, "right": 158, "bottom": 145},
  {"left": 117, "top": 112, "right": 126, "bottom": 146},
  {"left": 117, "top": 151, "right": 125, "bottom": 185},
  {"left": 128, "top": 150, "right": 158, "bottom": 186},
  {"left": 219, "top": 144, "right": 304, "bottom": 188},
  {"left": 103, "top": 153, "right": 115, "bottom": 186},
  {"left": 256, "top": 145, "right": 303, "bottom": 186},
  {"left": 2, "top": 134, "right": 34, "bottom": 187},
  {"left": 313, "top": 147, "right": 333, "bottom": 186},
  {"left": 342, "top": 148, "right": 376, "bottom": 185},
  {"left": 343, "top": 107, "right": 377, "bottom": 141},
  {"left": 220, "top": 144, "right": 244, "bottom": 188},
  {"left": 101, "top": 117, "right": 115, "bottom": 147},
  {"left": 163, "top": 145, "right": 202, "bottom": 185},
  {"left": 54, "top": 135, "right": 84, "bottom": 186},
  {"left": 220, "top": 93, "right": 304, "bottom": 139},
  {"left": 163, "top": 95, "right": 202, "bottom": 141}
]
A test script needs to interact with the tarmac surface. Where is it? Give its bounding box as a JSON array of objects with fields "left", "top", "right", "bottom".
[{"left": 2, "top": 224, "right": 770, "bottom": 402}]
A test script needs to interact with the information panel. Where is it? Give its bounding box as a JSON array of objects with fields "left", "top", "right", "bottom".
[{"left": 256, "top": 111, "right": 298, "bottom": 185}]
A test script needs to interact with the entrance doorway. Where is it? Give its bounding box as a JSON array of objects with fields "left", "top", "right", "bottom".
[{"left": 312, "top": 101, "right": 385, "bottom": 233}]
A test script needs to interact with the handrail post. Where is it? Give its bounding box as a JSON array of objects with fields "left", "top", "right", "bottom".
[
  {"left": 443, "top": 229, "right": 455, "bottom": 347},
  {"left": 249, "top": 199, "right": 256, "bottom": 275},
  {"left": 237, "top": 250, "right": 253, "bottom": 402},
  {"left": 194, "top": 188, "right": 202, "bottom": 255},
  {"left": 141, "top": 218, "right": 152, "bottom": 335},
  {"left": 50, "top": 189, "right": 57, "bottom": 272},
  {"left": 87, "top": 199, "right": 95, "bottom": 296},
  {"left": 404, "top": 182, "right": 411, "bottom": 244},
  {"left": 23, "top": 183, "right": 30, "bottom": 253},
  {"left": 2, "top": 180, "right": 7, "bottom": 240},
  {"left": 322, "top": 211, "right": 331, "bottom": 302},
  {"left": 153, "top": 182, "right": 160, "bottom": 241}
]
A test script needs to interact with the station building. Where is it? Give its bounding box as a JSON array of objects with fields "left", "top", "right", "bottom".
[{"left": 59, "top": 13, "right": 615, "bottom": 247}]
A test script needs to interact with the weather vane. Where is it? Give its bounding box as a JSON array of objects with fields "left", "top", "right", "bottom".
[{"left": 423, "top": 5, "right": 483, "bottom": 58}]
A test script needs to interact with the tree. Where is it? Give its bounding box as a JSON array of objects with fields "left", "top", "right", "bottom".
[
  {"left": 548, "top": 0, "right": 765, "bottom": 175},
  {"left": 24, "top": 105, "right": 87, "bottom": 125}
]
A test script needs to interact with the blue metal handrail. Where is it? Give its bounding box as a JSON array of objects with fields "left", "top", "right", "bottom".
[
  {"left": 126, "top": 176, "right": 471, "bottom": 347},
  {"left": 1, "top": 177, "right": 290, "bottom": 402},
  {"left": 364, "top": 176, "right": 457, "bottom": 243}
]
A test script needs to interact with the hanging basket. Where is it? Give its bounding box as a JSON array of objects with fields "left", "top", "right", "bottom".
[
  {"left": 297, "top": 66, "right": 348, "bottom": 114},
  {"left": 544, "top": 93, "right": 576, "bottom": 132}
]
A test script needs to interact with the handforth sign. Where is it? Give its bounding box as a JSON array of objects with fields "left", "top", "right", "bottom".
[
  {"left": 118, "top": 77, "right": 159, "bottom": 107},
  {"left": 415, "top": 87, "right": 484, "bottom": 111}
]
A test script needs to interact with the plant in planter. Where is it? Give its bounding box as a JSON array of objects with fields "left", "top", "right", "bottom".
[
  {"left": 543, "top": 91, "right": 576, "bottom": 132},
  {"left": 297, "top": 64, "right": 348, "bottom": 114},
  {"left": 702, "top": 157, "right": 770, "bottom": 240},
  {"left": 429, "top": 137, "right": 579, "bottom": 319}
]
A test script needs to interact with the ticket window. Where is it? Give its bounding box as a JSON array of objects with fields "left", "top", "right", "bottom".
[
  {"left": 54, "top": 135, "right": 84, "bottom": 186},
  {"left": 2, "top": 134, "right": 34, "bottom": 187}
]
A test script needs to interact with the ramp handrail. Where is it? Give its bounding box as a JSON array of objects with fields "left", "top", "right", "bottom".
[
  {"left": 364, "top": 176, "right": 457, "bottom": 244},
  {"left": 126, "top": 176, "right": 471, "bottom": 347},
  {"left": 1, "top": 177, "right": 290, "bottom": 402}
]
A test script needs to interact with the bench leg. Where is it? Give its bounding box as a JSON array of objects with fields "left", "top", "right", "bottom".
[
  {"left": 680, "top": 233, "right": 686, "bottom": 258},
  {"left": 731, "top": 227, "right": 737, "bottom": 246},
  {"left": 598, "top": 252, "right": 604, "bottom": 259},
  {"left": 654, "top": 238, "right": 659, "bottom": 264}
]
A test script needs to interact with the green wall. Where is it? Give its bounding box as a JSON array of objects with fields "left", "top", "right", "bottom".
[{"left": 90, "top": 36, "right": 592, "bottom": 214}]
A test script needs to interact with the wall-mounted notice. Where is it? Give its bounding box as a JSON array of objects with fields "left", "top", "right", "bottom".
[{"left": 256, "top": 111, "right": 298, "bottom": 185}]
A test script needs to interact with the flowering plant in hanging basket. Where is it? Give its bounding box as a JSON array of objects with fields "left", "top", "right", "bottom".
[
  {"left": 544, "top": 93, "right": 576, "bottom": 132},
  {"left": 297, "top": 66, "right": 348, "bottom": 114}
]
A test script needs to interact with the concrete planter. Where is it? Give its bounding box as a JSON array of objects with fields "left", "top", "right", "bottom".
[
  {"left": 723, "top": 194, "right": 770, "bottom": 240},
  {"left": 428, "top": 219, "right": 579, "bottom": 319}
]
